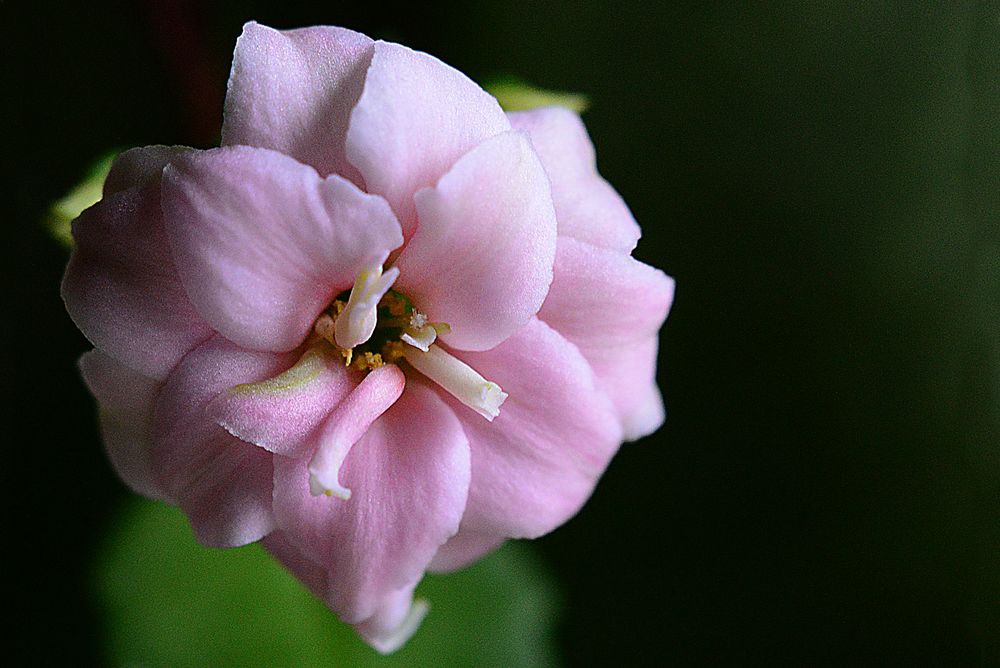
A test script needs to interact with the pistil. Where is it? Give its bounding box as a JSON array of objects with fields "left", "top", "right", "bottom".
[
  {"left": 334, "top": 257, "right": 399, "bottom": 350},
  {"left": 402, "top": 344, "right": 508, "bottom": 421},
  {"left": 308, "top": 365, "right": 404, "bottom": 498}
]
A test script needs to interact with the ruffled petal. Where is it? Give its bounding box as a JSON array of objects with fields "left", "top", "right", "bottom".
[
  {"left": 62, "top": 176, "right": 213, "bottom": 380},
  {"left": 264, "top": 531, "right": 428, "bottom": 654},
  {"left": 161, "top": 146, "right": 403, "bottom": 352},
  {"left": 539, "top": 235, "right": 674, "bottom": 347},
  {"left": 272, "top": 383, "right": 470, "bottom": 623},
  {"left": 222, "top": 22, "right": 373, "bottom": 183},
  {"left": 394, "top": 131, "right": 557, "bottom": 351},
  {"left": 207, "top": 345, "right": 357, "bottom": 458},
  {"left": 345, "top": 40, "right": 509, "bottom": 238},
  {"left": 428, "top": 531, "right": 505, "bottom": 573},
  {"left": 538, "top": 236, "right": 673, "bottom": 438},
  {"left": 508, "top": 106, "right": 641, "bottom": 251},
  {"left": 78, "top": 350, "right": 168, "bottom": 501},
  {"left": 151, "top": 335, "right": 295, "bottom": 547},
  {"left": 442, "top": 318, "right": 622, "bottom": 539}
]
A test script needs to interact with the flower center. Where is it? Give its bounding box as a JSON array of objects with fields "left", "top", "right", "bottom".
[{"left": 306, "top": 260, "right": 508, "bottom": 498}]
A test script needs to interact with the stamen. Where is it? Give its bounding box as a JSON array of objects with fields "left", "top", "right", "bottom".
[
  {"left": 335, "top": 257, "right": 399, "bottom": 350},
  {"left": 402, "top": 343, "right": 508, "bottom": 421},
  {"left": 399, "top": 310, "right": 437, "bottom": 351},
  {"left": 308, "top": 365, "right": 404, "bottom": 499}
]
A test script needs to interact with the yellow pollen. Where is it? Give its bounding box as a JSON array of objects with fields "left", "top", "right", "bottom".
[
  {"left": 382, "top": 292, "right": 409, "bottom": 317},
  {"left": 351, "top": 351, "right": 384, "bottom": 372},
  {"left": 382, "top": 340, "right": 406, "bottom": 364}
]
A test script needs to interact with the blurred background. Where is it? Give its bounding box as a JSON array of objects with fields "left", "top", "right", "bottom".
[{"left": 5, "top": 1, "right": 1000, "bottom": 665}]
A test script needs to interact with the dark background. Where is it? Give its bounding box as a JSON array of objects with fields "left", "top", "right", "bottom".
[{"left": 5, "top": 1, "right": 1000, "bottom": 664}]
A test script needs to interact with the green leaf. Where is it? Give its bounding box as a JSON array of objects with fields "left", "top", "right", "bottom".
[
  {"left": 93, "top": 500, "right": 561, "bottom": 667},
  {"left": 483, "top": 76, "right": 589, "bottom": 113},
  {"left": 46, "top": 151, "right": 116, "bottom": 248}
]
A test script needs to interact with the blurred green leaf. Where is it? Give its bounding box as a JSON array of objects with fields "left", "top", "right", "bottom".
[
  {"left": 45, "top": 151, "right": 116, "bottom": 248},
  {"left": 483, "top": 76, "right": 589, "bottom": 113},
  {"left": 94, "top": 500, "right": 560, "bottom": 667}
]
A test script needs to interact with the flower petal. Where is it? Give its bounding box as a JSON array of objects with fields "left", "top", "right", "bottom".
[
  {"left": 441, "top": 318, "right": 622, "bottom": 539},
  {"left": 262, "top": 529, "right": 330, "bottom": 598},
  {"left": 582, "top": 335, "right": 666, "bottom": 441},
  {"left": 509, "top": 106, "right": 641, "bottom": 251},
  {"left": 272, "top": 383, "right": 470, "bottom": 623},
  {"left": 394, "top": 131, "right": 557, "bottom": 351},
  {"left": 307, "top": 364, "right": 406, "bottom": 501},
  {"left": 103, "top": 145, "right": 192, "bottom": 197},
  {"left": 345, "top": 40, "right": 509, "bottom": 238},
  {"left": 428, "top": 531, "right": 505, "bottom": 573},
  {"left": 539, "top": 235, "right": 674, "bottom": 347},
  {"left": 62, "top": 177, "right": 213, "bottom": 380},
  {"left": 207, "top": 345, "right": 357, "bottom": 458},
  {"left": 354, "top": 585, "right": 428, "bottom": 655},
  {"left": 161, "top": 145, "right": 403, "bottom": 352},
  {"left": 78, "top": 350, "right": 169, "bottom": 501},
  {"left": 222, "top": 22, "right": 373, "bottom": 183},
  {"left": 538, "top": 236, "right": 674, "bottom": 438},
  {"left": 151, "top": 335, "right": 295, "bottom": 547}
]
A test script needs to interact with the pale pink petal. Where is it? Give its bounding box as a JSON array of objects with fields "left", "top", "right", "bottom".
[
  {"left": 62, "top": 181, "right": 213, "bottom": 380},
  {"left": 582, "top": 335, "right": 666, "bottom": 441},
  {"left": 78, "top": 350, "right": 169, "bottom": 501},
  {"left": 345, "top": 41, "right": 509, "bottom": 238},
  {"left": 307, "top": 365, "right": 406, "bottom": 501},
  {"left": 394, "top": 132, "right": 557, "bottom": 351},
  {"left": 222, "top": 22, "right": 373, "bottom": 183},
  {"left": 538, "top": 236, "right": 673, "bottom": 438},
  {"left": 354, "top": 584, "right": 428, "bottom": 655},
  {"left": 161, "top": 146, "right": 403, "bottom": 352},
  {"left": 151, "top": 335, "right": 296, "bottom": 547},
  {"left": 208, "top": 345, "right": 358, "bottom": 458},
  {"left": 103, "top": 145, "right": 193, "bottom": 197},
  {"left": 428, "top": 531, "right": 505, "bottom": 573},
  {"left": 509, "top": 106, "right": 641, "bottom": 251},
  {"left": 441, "top": 318, "right": 622, "bottom": 539},
  {"left": 539, "top": 235, "right": 674, "bottom": 347},
  {"left": 272, "top": 383, "right": 470, "bottom": 623}
]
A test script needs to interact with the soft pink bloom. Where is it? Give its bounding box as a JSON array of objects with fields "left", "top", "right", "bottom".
[{"left": 63, "top": 22, "right": 674, "bottom": 653}]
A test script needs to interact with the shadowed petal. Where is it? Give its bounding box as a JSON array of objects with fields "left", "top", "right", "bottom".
[
  {"left": 441, "top": 318, "right": 622, "bottom": 539},
  {"left": 345, "top": 40, "right": 509, "bottom": 237},
  {"left": 428, "top": 531, "right": 505, "bottom": 573},
  {"left": 509, "top": 106, "right": 641, "bottom": 251},
  {"left": 162, "top": 146, "right": 403, "bottom": 353},
  {"left": 151, "top": 335, "right": 297, "bottom": 547},
  {"left": 262, "top": 529, "right": 330, "bottom": 599},
  {"left": 62, "top": 178, "right": 213, "bottom": 380},
  {"left": 273, "top": 383, "right": 470, "bottom": 623},
  {"left": 78, "top": 350, "right": 169, "bottom": 501},
  {"left": 222, "top": 22, "right": 373, "bottom": 183},
  {"left": 103, "top": 145, "right": 192, "bottom": 197},
  {"left": 394, "top": 131, "right": 557, "bottom": 351}
]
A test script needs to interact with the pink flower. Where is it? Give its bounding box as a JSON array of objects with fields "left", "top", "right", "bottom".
[{"left": 63, "top": 22, "right": 674, "bottom": 653}]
